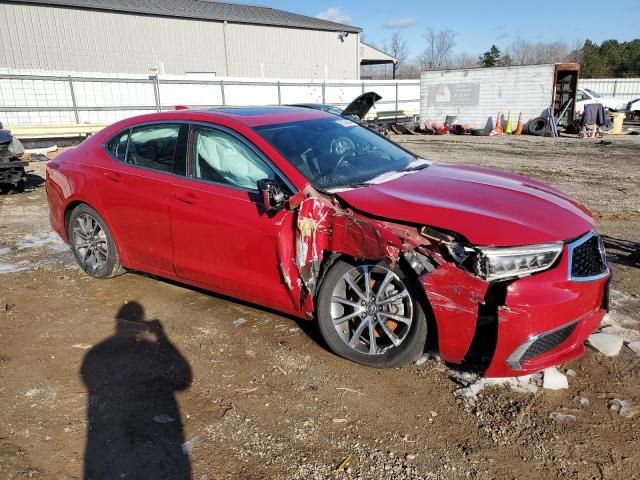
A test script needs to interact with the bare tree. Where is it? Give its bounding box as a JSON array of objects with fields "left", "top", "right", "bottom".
[
  {"left": 395, "top": 60, "right": 421, "bottom": 79},
  {"left": 507, "top": 39, "right": 535, "bottom": 65},
  {"left": 505, "top": 39, "right": 579, "bottom": 65},
  {"left": 565, "top": 38, "right": 584, "bottom": 64},
  {"left": 420, "top": 28, "right": 456, "bottom": 70},
  {"left": 450, "top": 52, "right": 479, "bottom": 69},
  {"left": 387, "top": 32, "right": 409, "bottom": 71}
]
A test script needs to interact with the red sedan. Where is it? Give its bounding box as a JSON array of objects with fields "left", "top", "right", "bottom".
[{"left": 45, "top": 107, "right": 610, "bottom": 377}]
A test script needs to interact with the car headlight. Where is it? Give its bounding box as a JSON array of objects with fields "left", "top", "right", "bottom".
[{"left": 475, "top": 243, "right": 563, "bottom": 281}]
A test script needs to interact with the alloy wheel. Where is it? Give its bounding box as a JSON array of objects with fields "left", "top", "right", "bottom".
[
  {"left": 73, "top": 213, "right": 109, "bottom": 272},
  {"left": 330, "top": 264, "right": 413, "bottom": 355}
]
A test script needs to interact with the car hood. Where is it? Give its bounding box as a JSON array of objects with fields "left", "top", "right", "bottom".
[
  {"left": 342, "top": 92, "right": 382, "bottom": 119},
  {"left": 335, "top": 164, "right": 594, "bottom": 246}
]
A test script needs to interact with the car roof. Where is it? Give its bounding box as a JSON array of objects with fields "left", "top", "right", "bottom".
[
  {"left": 169, "top": 106, "right": 332, "bottom": 127},
  {"left": 100, "top": 106, "right": 335, "bottom": 137},
  {"left": 211, "top": 106, "right": 337, "bottom": 125}
]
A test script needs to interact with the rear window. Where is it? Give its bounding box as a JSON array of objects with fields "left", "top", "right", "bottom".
[
  {"left": 105, "top": 130, "right": 129, "bottom": 161},
  {"left": 126, "top": 124, "right": 180, "bottom": 173},
  {"left": 104, "top": 123, "right": 187, "bottom": 176}
]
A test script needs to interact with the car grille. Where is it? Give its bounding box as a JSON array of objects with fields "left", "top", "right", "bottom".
[
  {"left": 519, "top": 322, "right": 578, "bottom": 364},
  {"left": 571, "top": 234, "right": 607, "bottom": 279}
]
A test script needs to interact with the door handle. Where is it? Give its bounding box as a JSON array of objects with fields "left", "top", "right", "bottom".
[
  {"left": 174, "top": 192, "right": 197, "bottom": 204},
  {"left": 103, "top": 172, "right": 121, "bottom": 182}
]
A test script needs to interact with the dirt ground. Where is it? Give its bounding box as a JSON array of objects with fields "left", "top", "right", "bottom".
[{"left": 1, "top": 134, "right": 639, "bottom": 480}]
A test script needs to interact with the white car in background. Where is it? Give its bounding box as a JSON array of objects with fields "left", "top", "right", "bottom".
[
  {"left": 626, "top": 98, "right": 640, "bottom": 120},
  {"left": 575, "top": 88, "right": 633, "bottom": 114}
]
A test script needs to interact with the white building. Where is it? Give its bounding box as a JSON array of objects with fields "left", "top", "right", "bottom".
[{"left": 0, "top": 0, "right": 393, "bottom": 80}]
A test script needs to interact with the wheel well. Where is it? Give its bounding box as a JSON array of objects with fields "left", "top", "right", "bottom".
[{"left": 63, "top": 200, "right": 85, "bottom": 234}]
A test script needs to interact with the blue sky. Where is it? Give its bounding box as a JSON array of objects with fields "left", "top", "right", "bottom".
[{"left": 246, "top": 0, "right": 640, "bottom": 58}]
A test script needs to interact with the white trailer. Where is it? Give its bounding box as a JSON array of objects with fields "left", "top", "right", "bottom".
[{"left": 420, "top": 63, "right": 579, "bottom": 129}]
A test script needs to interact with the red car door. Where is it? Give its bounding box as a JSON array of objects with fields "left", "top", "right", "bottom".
[
  {"left": 169, "top": 124, "right": 296, "bottom": 311},
  {"left": 96, "top": 122, "right": 188, "bottom": 274}
]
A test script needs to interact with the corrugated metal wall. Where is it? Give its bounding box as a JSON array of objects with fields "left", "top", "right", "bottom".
[
  {"left": 0, "top": 3, "right": 359, "bottom": 79},
  {"left": 224, "top": 23, "right": 358, "bottom": 79},
  {"left": 420, "top": 64, "right": 555, "bottom": 128}
]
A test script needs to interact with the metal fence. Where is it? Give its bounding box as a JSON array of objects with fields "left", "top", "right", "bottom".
[
  {"left": 579, "top": 78, "right": 640, "bottom": 98},
  {"left": 0, "top": 73, "right": 421, "bottom": 126}
]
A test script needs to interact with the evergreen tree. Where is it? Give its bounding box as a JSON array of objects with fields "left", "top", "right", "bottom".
[{"left": 480, "top": 45, "right": 502, "bottom": 67}]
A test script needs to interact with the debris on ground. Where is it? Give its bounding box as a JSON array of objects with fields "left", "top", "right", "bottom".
[
  {"left": 627, "top": 341, "right": 640, "bottom": 355},
  {"left": 182, "top": 435, "right": 200, "bottom": 454},
  {"left": 587, "top": 332, "right": 624, "bottom": 356},
  {"left": 414, "top": 353, "right": 429, "bottom": 366},
  {"left": 454, "top": 373, "right": 541, "bottom": 402},
  {"left": 335, "top": 453, "right": 352, "bottom": 472},
  {"left": 24, "top": 144, "right": 58, "bottom": 158},
  {"left": 609, "top": 399, "right": 640, "bottom": 418},
  {"left": 574, "top": 395, "right": 590, "bottom": 407},
  {"left": 455, "top": 381, "right": 485, "bottom": 401},
  {"left": 600, "top": 292, "right": 640, "bottom": 343},
  {"left": 233, "top": 318, "right": 247, "bottom": 327},
  {"left": 542, "top": 367, "right": 569, "bottom": 390},
  {"left": 549, "top": 412, "right": 577, "bottom": 422},
  {"left": 152, "top": 413, "right": 176, "bottom": 424}
]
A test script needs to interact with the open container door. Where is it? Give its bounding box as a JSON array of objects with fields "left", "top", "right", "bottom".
[{"left": 553, "top": 63, "right": 580, "bottom": 126}]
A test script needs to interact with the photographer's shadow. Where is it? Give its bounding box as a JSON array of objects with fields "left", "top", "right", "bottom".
[{"left": 80, "top": 302, "right": 192, "bottom": 480}]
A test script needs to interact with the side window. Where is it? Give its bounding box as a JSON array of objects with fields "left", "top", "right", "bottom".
[
  {"left": 125, "top": 124, "right": 181, "bottom": 174},
  {"left": 191, "top": 126, "right": 275, "bottom": 191},
  {"left": 576, "top": 91, "right": 587, "bottom": 101},
  {"left": 105, "top": 130, "right": 129, "bottom": 161}
]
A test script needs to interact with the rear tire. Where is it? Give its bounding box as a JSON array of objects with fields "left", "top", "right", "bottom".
[
  {"left": 68, "top": 204, "right": 125, "bottom": 279},
  {"left": 316, "top": 259, "right": 427, "bottom": 368}
]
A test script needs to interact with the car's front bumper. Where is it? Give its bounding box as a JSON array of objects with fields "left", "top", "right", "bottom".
[
  {"left": 420, "top": 240, "right": 610, "bottom": 378},
  {"left": 484, "top": 243, "right": 610, "bottom": 377}
]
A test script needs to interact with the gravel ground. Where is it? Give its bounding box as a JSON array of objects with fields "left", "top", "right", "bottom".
[{"left": 0, "top": 134, "right": 639, "bottom": 480}]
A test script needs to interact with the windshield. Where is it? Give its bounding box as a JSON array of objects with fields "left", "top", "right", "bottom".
[
  {"left": 584, "top": 88, "right": 602, "bottom": 98},
  {"left": 254, "top": 117, "right": 427, "bottom": 190},
  {"left": 320, "top": 105, "right": 344, "bottom": 115}
]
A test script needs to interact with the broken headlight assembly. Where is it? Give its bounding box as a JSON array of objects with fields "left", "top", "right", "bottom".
[
  {"left": 474, "top": 243, "right": 563, "bottom": 282},
  {"left": 419, "top": 226, "right": 564, "bottom": 282}
]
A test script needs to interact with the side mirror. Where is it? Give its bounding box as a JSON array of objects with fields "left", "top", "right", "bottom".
[{"left": 257, "top": 179, "right": 286, "bottom": 212}]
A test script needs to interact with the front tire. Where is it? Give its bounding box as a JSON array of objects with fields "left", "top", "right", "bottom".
[
  {"left": 68, "top": 204, "right": 125, "bottom": 279},
  {"left": 316, "top": 260, "right": 427, "bottom": 368}
]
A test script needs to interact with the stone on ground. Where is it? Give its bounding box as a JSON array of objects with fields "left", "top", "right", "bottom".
[
  {"left": 588, "top": 333, "right": 624, "bottom": 356},
  {"left": 542, "top": 367, "right": 569, "bottom": 390}
]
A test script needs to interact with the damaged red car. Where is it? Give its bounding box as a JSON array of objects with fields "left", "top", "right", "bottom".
[{"left": 46, "top": 107, "right": 610, "bottom": 377}]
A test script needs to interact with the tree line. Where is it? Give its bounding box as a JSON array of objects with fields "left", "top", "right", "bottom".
[{"left": 363, "top": 30, "right": 640, "bottom": 79}]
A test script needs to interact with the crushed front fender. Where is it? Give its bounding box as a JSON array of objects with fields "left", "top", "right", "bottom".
[{"left": 420, "top": 263, "right": 488, "bottom": 364}]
